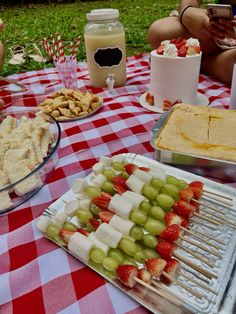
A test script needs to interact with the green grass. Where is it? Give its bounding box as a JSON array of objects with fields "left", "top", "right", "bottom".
[{"left": 0, "top": 0, "right": 179, "bottom": 76}]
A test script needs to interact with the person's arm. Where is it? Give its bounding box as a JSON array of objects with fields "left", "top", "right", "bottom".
[{"left": 178, "top": 0, "right": 201, "bottom": 16}]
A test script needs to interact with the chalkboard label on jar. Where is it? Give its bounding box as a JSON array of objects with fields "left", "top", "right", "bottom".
[{"left": 93, "top": 47, "right": 123, "bottom": 68}]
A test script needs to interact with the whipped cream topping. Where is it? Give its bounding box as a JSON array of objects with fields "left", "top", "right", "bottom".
[
  {"left": 163, "top": 43, "right": 178, "bottom": 57},
  {"left": 186, "top": 38, "right": 200, "bottom": 47}
]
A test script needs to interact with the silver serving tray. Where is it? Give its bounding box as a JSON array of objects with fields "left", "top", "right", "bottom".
[
  {"left": 41, "top": 153, "right": 236, "bottom": 314},
  {"left": 150, "top": 110, "right": 236, "bottom": 181}
]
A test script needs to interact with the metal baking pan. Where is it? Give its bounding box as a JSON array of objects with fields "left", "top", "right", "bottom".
[{"left": 150, "top": 110, "right": 236, "bottom": 182}]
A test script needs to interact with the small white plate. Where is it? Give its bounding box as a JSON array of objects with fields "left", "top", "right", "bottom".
[{"left": 139, "top": 92, "right": 209, "bottom": 113}]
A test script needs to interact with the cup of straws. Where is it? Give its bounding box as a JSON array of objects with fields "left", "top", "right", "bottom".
[{"left": 42, "top": 33, "right": 81, "bottom": 89}]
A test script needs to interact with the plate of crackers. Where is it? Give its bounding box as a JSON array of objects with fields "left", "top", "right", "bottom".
[{"left": 37, "top": 88, "right": 103, "bottom": 122}]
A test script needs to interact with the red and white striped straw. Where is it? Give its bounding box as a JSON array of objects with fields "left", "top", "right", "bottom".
[
  {"left": 51, "top": 34, "right": 59, "bottom": 61},
  {"left": 56, "top": 32, "right": 66, "bottom": 63},
  {"left": 43, "top": 37, "right": 56, "bottom": 62},
  {"left": 69, "top": 42, "right": 73, "bottom": 61},
  {"left": 73, "top": 36, "right": 81, "bottom": 61}
]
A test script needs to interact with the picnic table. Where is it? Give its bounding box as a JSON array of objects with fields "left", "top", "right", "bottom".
[{"left": 0, "top": 54, "right": 235, "bottom": 314}]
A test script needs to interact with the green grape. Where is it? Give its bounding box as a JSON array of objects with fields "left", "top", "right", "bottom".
[
  {"left": 86, "top": 223, "right": 94, "bottom": 232},
  {"left": 135, "top": 243, "right": 144, "bottom": 253},
  {"left": 166, "top": 175, "right": 180, "bottom": 186},
  {"left": 143, "top": 234, "right": 158, "bottom": 248},
  {"left": 142, "top": 185, "right": 158, "bottom": 201},
  {"left": 84, "top": 186, "right": 101, "bottom": 199},
  {"left": 151, "top": 177, "right": 165, "bottom": 189},
  {"left": 89, "top": 260, "right": 104, "bottom": 273},
  {"left": 108, "top": 248, "right": 125, "bottom": 265},
  {"left": 156, "top": 193, "right": 175, "bottom": 208},
  {"left": 123, "top": 259, "right": 137, "bottom": 266},
  {"left": 103, "top": 269, "right": 117, "bottom": 280},
  {"left": 133, "top": 251, "right": 146, "bottom": 263},
  {"left": 139, "top": 201, "right": 152, "bottom": 214},
  {"left": 102, "top": 181, "right": 115, "bottom": 195},
  {"left": 130, "top": 226, "right": 144, "bottom": 241},
  {"left": 130, "top": 210, "right": 147, "bottom": 225},
  {"left": 54, "top": 235, "right": 67, "bottom": 246},
  {"left": 90, "top": 203, "right": 101, "bottom": 215},
  {"left": 47, "top": 224, "right": 60, "bottom": 239},
  {"left": 76, "top": 209, "right": 93, "bottom": 223},
  {"left": 161, "top": 184, "right": 180, "bottom": 200},
  {"left": 63, "top": 221, "right": 78, "bottom": 231},
  {"left": 144, "top": 248, "right": 160, "bottom": 259},
  {"left": 90, "top": 248, "right": 106, "bottom": 264},
  {"left": 144, "top": 218, "right": 166, "bottom": 235},
  {"left": 119, "top": 238, "right": 137, "bottom": 257},
  {"left": 178, "top": 179, "right": 189, "bottom": 190},
  {"left": 150, "top": 205, "right": 165, "bottom": 221},
  {"left": 103, "top": 257, "right": 119, "bottom": 271},
  {"left": 112, "top": 161, "right": 124, "bottom": 171},
  {"left": 121, "top": 171, "right": 129, "bottom": 179},
  {"left": 102, "top": 169, "right": 116, "bottom": 181}
]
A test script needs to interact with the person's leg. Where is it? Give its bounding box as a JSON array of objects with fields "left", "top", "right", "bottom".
[
  {"left": 201, "top": 48, "right": 236, "bottom": 84},
  {"left": 0, "top": 19, "right": 4, "bottom": 68}
]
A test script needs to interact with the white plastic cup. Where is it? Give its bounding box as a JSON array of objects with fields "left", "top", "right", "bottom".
[{"left": 55, "top": 58, "right": 78, "bottom": 89}]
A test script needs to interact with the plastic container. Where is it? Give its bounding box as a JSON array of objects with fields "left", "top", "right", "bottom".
[{"left": 84, "top": 8, "right": 126, "bottom": 88}]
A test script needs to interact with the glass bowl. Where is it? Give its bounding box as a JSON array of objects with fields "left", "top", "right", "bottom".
[{"left": 0, "top": 110, "right": 61, "bottom": 215}]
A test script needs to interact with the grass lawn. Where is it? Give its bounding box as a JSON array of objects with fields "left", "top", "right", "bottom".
[{"left": 0, "top": 0, "right": 180, "bottom": 76}]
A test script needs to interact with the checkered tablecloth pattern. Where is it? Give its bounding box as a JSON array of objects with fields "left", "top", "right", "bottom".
[{"left": 0, "top": 54, "right": 233, "bottom": 314}]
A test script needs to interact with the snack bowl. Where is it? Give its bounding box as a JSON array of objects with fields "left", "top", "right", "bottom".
[
  {"left": 0, "top": 110, "right": 61, "bottom": 214},
  {"left": 150, "top": 107, "right": 236, "bottom": 182}
]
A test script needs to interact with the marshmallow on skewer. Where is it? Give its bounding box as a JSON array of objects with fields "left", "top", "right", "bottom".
[
  {"left": 133, "top": 169, "right": 153, "bottom": 184},
  {"left": 92, "top": 162, "right": 105, "bottom": 176},
  {"left": 68, "top": 232, "right": 94, "bottom": 262},
  {"left": 91, "top": 173, "right": 106, "bottom": 187},
  {"left": 109, "top": 215, "right": 134, "bottom": 236},
  {"left": 108, "top": 194, "right": 133, "bottom": 219},
  {"left": 36, "top": 215, "right": 51, "bottom": 233},
  {"left": 126, "top": 175, "right": 145, "bottom": 194},
  {"left": 99, "top": 156, "right": 112, "bottom": 167},
  {"left": 51, "top": 211, "right": 68, "bottom": 229},
  {"left": 122, "top": 191, "right": 146, "bottom": 208},
  {"left": 88, "top": 232, "right": 110, "bottom": 255},
  {"left": 95, "top": 223, "right": 123, "bottom": 248}
]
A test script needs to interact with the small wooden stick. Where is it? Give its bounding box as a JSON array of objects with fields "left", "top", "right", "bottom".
[
  {"left": 203, "top": 195, "right": 235, "bottom": 210},
  {"left": 177, "top": 243, "right": 215, "bottom": 268},
  {"left": 162, "top": 271, "right": 203, "bottom": 299},
  {"left": 179, "top": 236, "right": 222, "bottom": 258},
  {"left": 151, "top": 280, "right": 183, "bottom": 303},
  {"left": 180, "top": 226, "right": 221, "bottom": 250},
  {"left": 181, "top": 266, "right": 210, "bottom": 284},
  {"left": 194, "top": 212, "right": 221, "bottom": 225},
  {"left": 203, "top": 189, "right": 233, "bottom": 201},
  {"left": 134, "top": 277, "right": 182, "bottom": 306},
  {"left": 199, "top": 207, "right": 236, "bottom": 228},
  {"left": 174, "top": 253, "right": 218, "bottom": 279},
  {"left": 193, "top": 199, "right": 226, "bottom": 215},
  {"left": 188, "top": 226, "right": 225, "bottom": 245},
  {"left": 177, "top": 271, "right": 217, "bottom": 295}
]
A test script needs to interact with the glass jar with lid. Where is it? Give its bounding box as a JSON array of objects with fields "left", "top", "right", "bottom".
[{"left": 84, "top": 8, "right": 126, "bottom": 88}]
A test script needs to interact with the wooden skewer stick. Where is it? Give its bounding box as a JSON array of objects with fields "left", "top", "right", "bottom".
[
  {"left": 181, "top": 266, "right": 210, "bottom": 284},
  {"left": 174, "top": 253, "right": 218, "bottom": 279},
  {"left": 187, "top": 226, "right": 225, "bottom": 245},
  {"left": 134, "top": 277, "right": 182, "bottom": 306},
  {"left": 193, "top": 199, "right": 226, "bottom": 215},
  {"left": 203, "top": 195, "right": 235, "bottom": 210},
  {"left": 151, "top": 280, "right": 183, "bottom": 303},
  {"left": 177, "top": 271, "right": 217, "bottom": 295},
  {"left": 203, "top": 189, "right": 233, "bottom": 202},
  {"left": 177, "top": 243, "right": 215, "bottom": 268},
  {"left": 179, "top": 236, "right": 222, "bottom": 258},
  {"left": 194, "top": 212, "right": 221, "bottom": 225},
  {"left": 198, "top": 207, "right": 236, "bottom": 228},
  {"left": 180, "top": 227, "right": 222, "bottom": 250},
  {"left": 161, "top": 271, "right": 203, "bottom": 299}
]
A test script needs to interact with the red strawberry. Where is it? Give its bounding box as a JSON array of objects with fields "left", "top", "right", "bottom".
[
  {"left": 172, "top": 202, "right": 180, "bottom": 215},
  {"left": 189, "top": 186, "right": 203, "bottom": 200},
  {"left": 146, "top": 258, "right": 167, "bottom": 277},
  {"left": 92, "top": 195, "right": 110, "bottom": 210},
  {"left": 165, "top": 212, "right": 182, "bottom": 226},
  {"left": 116, "top": 265, "right": 139, "bottom": 288},
  {"left": 138, "top": 268, "right": 152, "bottom": 284},
  {"left": 98, "top": 211, "right": 114, "bottom": 223},
  {"left": 179, "top": 188, "right": 194, "bottom": 202},
  {"left": 163, "top": 99, "right": 172, "bottom": 111},
  {"left": 124, "top": 164, "right": 138, "bottom": 175},
  {"left": 175, "top": 200, "right": 196, "bottom": 219},
  {"left": 139, "top": 166, "right": 151, "bottom": 172},
  {"left": 156, "top": 241, "right": 175, "bottom": 261},
  {"left": 101, "top": 192, "right": 112, "bottom": 200},
  {"left": 156, "top": 44, "right": 165, "bottom": 55},
  {"left": 190, "top": 199, "right": 200, "bottom": 210},
  {"left": 175, "top": 37, "right": 186, "bottom": 49},
  {"left": 170, "top": 39, "right": 176, "bottom": 44},
  {"left": 187, "top": 45, "right": 201, "bottom": 55},
  {"left": 145, "top": 92, "right": 154, "bottom": 105},
  {"left": 89, "top": 218, "right": 101, "bottom": 230},
  {"left": 178, "top": 45, "right": 187, "bottom": 57},
  {"left": 77, "top": 228, "right": 90, "bottom": 237},
  {"left": 160, "top": 224, "right": 180, "bottom": 242},
  {"left": 114, "top": 183, "right": 126, "bottom": 195},
  {"left": 112, "top": 177, "right": 127, "bottom": 188},
  {"left": 162, "top": 258, "right": 181, "bottom": 284},
  {"left": 59, "top": 229, "right": 75, "bottom": 243},
  {"left": 189, "top": 181, "right": 204, "bottom": 189},
  {"left": 181, "top": 217, "right": 189, "bottom": 228}
]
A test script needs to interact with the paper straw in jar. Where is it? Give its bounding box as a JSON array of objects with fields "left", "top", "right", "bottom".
[
  {"left": 56, "top": 32, "right": 66, "bottom": 63},
  {"left": 69, "top": 42, "right": 73, "bottom": 61},
  {"left": 73, "top": 36, "right": 81, "bottom": 61},
  {"left": 51, "top": 34, "right": 59, "bottom": 61},
  {"left": 43, "top": 37, "right": 56, "bottom": 62}
]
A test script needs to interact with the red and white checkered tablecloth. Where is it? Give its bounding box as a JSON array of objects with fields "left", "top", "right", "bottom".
[{"left": 0, "top": 54, "right": 234, "bottom": 314}]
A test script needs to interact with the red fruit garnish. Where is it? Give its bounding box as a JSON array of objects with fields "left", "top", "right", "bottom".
[
  {"left": 172, "top": 202, "right": 180, "bottom": 215},
  {"left": 160, "top": 224, "right": 180, "bottom": 242},
  {"left": 181, "top": 217, "right": 189, "bottom": 228},
  {"left": 114, "top": 183, "right": 126, "bottom": 195},
  {"left": 77, "top": 228, "right": 90, "bottom": 237},
  {"left": 146, "top": 92, "right": 154, "bottom": 105},
  {"left": 146, "top": 258, "right": 167, "bottom": 277},
  {"left": 189, "top": 186, "right": 203, "bottom": 200},
  {"left": 170, "top": 39, "right": 176, "bottom": 44},
  {"left": 175, "top": 200, "right": 196, "bottom": 219},
  {"left": 89, "top": 218, "right": 101, "bottom": 230},
  {"left": 178, "top": 45, "right": 187, "bottom": 57},
  {"left": 156, "top": 44, "right": 165, "bottom": 55},
  {"left": 138, "top": 268, "right": 152, "bottom": 284},
  {"left": 124, "top": 164, "right": 138, "bottom": 175},
  {"left": 165, "top": 212, "right": 182, "bottom": 226},
  {"left": 187, "top": 45, "right": 201, "bottom": 54},
  {"left": 59, "top": 229, "right": 75, "bottom": 243},
  {"left": 190, "top": 199, "right": 200, "bottom": 210},
  {"left": 189, "top": 181, "right": 204, "bottom": 189},
  {"left": 101, "top": 192, "right": 112, "bottom": 200},
  {"left": 179, "top": 188, "right": 194, "bottom": 202},
  {"left": 92, "top": 196, "right": 110, "bottom": 210},
  {"left": 157, "top": 241, "right": 175, "bottom": 261},
  {"left": 163, "top": 99, "right": 172, "bottom": 111},
  {"left": 175, "top": 37, "right": 186, "bottom": 49},
  {"left": 162, "top": 258, "right": 181, "bottom": 284},
  {"left": 139, "top": 166, "right": 151, "bottom": 172},
  {"left": 98, "top": 211, "right": 114, "bottom": 223},
  {"left": 116, "top": 265, "right": 139, "bottom": 288},
  {"left": 112, "top": 176, "right": 127, "bottom": 188}
]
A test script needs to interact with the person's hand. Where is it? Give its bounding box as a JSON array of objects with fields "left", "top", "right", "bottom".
[
  {"left": 211, "top": 16, "right": 236, "bottom": 38},
  {"left": 182, "top": 7, "right": 227, "bottom": 40},
  {"left": 0, "top": 19, "right": 4, "bottom": 32}
]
